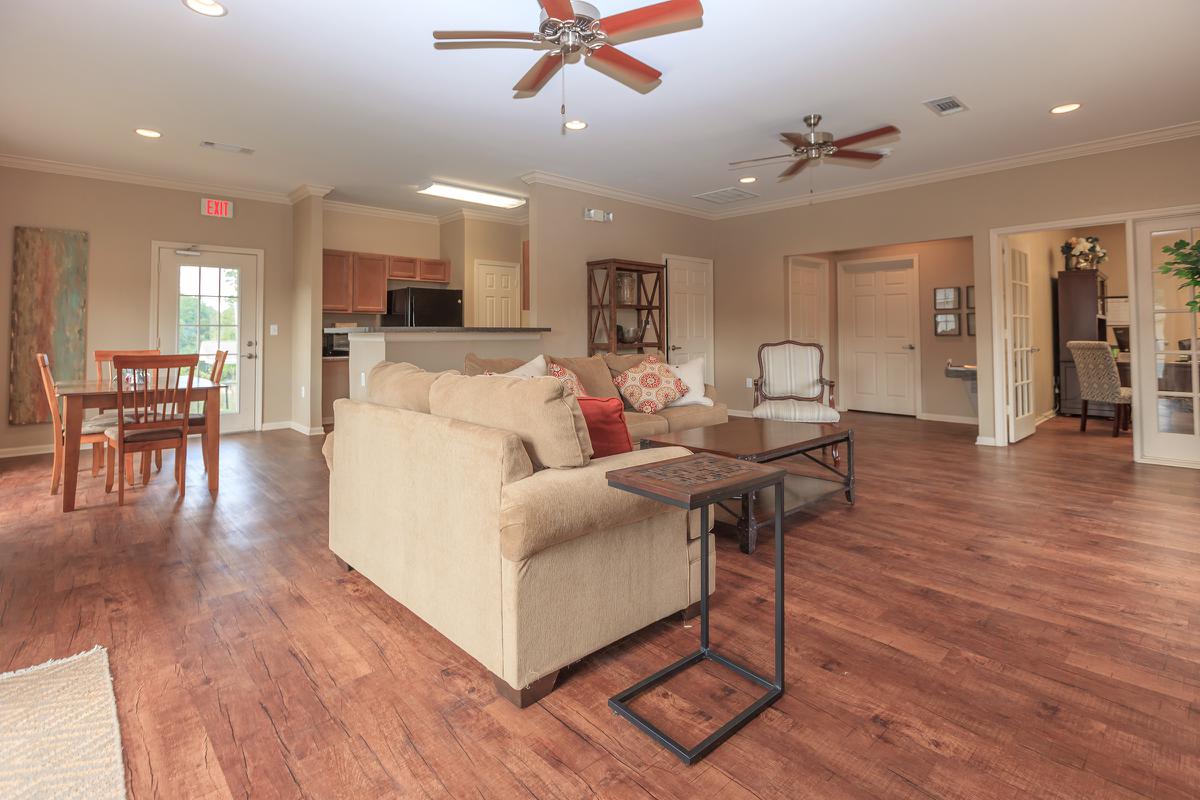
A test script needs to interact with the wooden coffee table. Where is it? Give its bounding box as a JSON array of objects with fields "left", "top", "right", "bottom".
[{"left": 641, "top": 416, "right": 854, "bottom": 554}]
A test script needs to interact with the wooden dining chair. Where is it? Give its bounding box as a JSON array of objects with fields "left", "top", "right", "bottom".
[
  {"left": 96, "top": 348, "right": 161, "bottom": 481},
  {"left": 140, "top": 350, "right": 227, "bottom": 482},
  {"left": 36, "top": 353, "right": 108, "bottom": 495},
  {"left": 104, "top": 354, "right": 199, "bottom": 505}
]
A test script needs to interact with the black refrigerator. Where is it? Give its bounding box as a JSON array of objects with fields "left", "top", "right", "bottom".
[{"left": 384, "top": 288, "right": 463, "bottom": 327}]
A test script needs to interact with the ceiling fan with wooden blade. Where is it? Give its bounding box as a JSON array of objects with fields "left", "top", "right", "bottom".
[
  {"left": 731, "top": 114, "right": 900, "bottom": 179},
  {"left": 433, "top": 0, "right": 702, "bottom": 97}
]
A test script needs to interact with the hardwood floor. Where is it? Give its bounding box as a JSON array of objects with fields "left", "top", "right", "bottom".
[{"left": 1, "top": 414, "right": 1198, "bottom": 799}]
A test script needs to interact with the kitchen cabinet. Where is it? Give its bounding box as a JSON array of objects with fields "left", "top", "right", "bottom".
[
  {"left": 388, "top": 256, "right": 418, "bottom": 280},
  {"left": 322, "top": 250, "right": 353, "bottom": 312},
  {"left": 352, "top": 253, "right": 388, "bottom": 313},
  {"left": 417, "top": 259, "right": 450, "bottom": 283}
]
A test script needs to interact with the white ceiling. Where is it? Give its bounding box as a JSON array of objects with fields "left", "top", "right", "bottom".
[{"left": 3, "top": 0, "right": 1199, "bottom": 217}]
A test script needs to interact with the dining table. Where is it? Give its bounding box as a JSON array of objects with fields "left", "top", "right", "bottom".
[{"left": 54, "top": 377, "right": 223, "bottom": 512}]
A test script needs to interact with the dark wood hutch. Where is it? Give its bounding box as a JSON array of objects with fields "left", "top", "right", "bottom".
[{"left": 587, "top": 259, "right": 667, "bottom": 356}]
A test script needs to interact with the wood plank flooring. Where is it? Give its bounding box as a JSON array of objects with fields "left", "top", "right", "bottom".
[{"left": 1, "top": 414, "right": 1198, "bottom": 799}]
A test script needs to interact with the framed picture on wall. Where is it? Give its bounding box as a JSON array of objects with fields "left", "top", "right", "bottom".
[
  {"left": 966, "top": 285, "right": 975, "bottom": 309},
  {"left": 934, "top": 313, "right": 961, "bottom": 336},
  {"left": 934, "top": 287, "right": 961, "bottom": 310},
  {"left": 967, "top": 312, "right": 976, "bottom": 336}
]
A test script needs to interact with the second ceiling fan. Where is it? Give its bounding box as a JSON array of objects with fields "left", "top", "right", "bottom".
[
  {"left": 434, "top": 0, "right": 703, "bottom": 96},
  {"left": 731, "top": 114, "right": 900, "bottom": 179}
]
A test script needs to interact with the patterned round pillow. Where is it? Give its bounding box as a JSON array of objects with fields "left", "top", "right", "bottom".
[
  {"left": 612, "top": 356, "right": 689, "bottom": 413},
  {"left": 547, "top": 362, "right": 587, "bottom": 397}
]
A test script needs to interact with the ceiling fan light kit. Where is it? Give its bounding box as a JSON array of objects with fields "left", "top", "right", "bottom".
[{"left": 730, "top": 113, "right": 901, "bottom": 179}]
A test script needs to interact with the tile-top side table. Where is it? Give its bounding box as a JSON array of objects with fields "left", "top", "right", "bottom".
[{"left": 605, "top": 452, "right": 787, "bottom": 765}]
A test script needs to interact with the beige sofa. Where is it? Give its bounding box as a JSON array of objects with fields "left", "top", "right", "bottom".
[
  {"left": 464, "top": 351, "right": 729, "bottom": 441},
  {"left": 326, "top": 362, "right": 714, "bottom": 706}
]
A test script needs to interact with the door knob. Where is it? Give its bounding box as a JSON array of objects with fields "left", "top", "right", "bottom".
[
  {"left": 902, "top": 344, "right": 915, "bottom": 350},
  {"left": 1030, "top": 346, "right": 1041, "bottom": 353},
  {"left": 242, "top": 353, "right": 257, "bottom": 360},
  {"left": 669, "top": 345, "right": 682, "bottom": 351}
]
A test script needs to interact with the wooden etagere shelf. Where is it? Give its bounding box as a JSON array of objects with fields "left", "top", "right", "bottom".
[{"left": 587, "top": 259, "right": 667, "bottom": 356}]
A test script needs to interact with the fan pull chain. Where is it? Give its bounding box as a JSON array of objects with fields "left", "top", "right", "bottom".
[{"left": 559, "top": 49, "right": 567, "bottom": 136}]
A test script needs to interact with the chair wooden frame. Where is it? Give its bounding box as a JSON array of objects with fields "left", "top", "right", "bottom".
[
  {"left": 36, "top": 353, "right": 106, "bottom": 495},
  {"left": 141, "top": 350, "right": 227, "bottom": 479},
  {"left": 752, "top": 340, "right": 836, "bottom": 407},
  {"left": 104, "top": 354, "right": 199, "bottom": 505},
  {"left": 95, "top": 349, "right": 161, "bottom": 481}
]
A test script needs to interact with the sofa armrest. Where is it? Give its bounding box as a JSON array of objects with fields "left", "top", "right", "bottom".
[
  {"left": 704, "top": 383, "right": 719, "bottom": 402},
  {"left": 499, "top": 445, "right": 692, "bottom": 562}
]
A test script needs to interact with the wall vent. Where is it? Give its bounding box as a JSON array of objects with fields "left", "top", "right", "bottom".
[
  {"left": 692, "top": 186, "right": 759, "bottom": 205},
  {"left": 200, "top": 140, "right": 256, "bottom": 155},
  {"left": 923, "top": 96, "right": 967, "bottom": 116}
]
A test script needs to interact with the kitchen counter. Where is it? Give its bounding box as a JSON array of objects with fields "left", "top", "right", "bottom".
[{"left": 324, "top": 326, "right": 549, "bottom": 334}]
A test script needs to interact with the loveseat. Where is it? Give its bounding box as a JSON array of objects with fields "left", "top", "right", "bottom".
[
  {"left": 326, "top": 362, "right": 715, "bottom": 706},
  {"left": 463, "top": 350, "right": 728, "bottom": 440}
]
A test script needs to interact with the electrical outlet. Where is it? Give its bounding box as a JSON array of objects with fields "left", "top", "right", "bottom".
[
  {"left": 745, "top": 377, "right": 754, "bottom": 388},
  {"left": 300, "top": 385, "right": 306, "bottom": 399},
  {"left": 269, "top": 323, "right": 278, "bottom": 336}
]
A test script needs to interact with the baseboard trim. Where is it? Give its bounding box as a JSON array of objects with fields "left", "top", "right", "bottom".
[
  {"left": 259, "top": 421, "right": 293, "bottom": 432},
  {"left": 0, "top": 443, "right": 55, "bottom": 459},
  {"left": 917, "top": 412, "right": 979, "bottom": 425},
  {"left": 260, "top": 421, "right": 326, "bottom": 436},
  {"left": 975, "top": 436, "right": 1003, "bottom": 447},
  {"left": 727, "top": 409, "right": 753, "bottom": 418},
  {"left": 1135, "top": 454, "right": 1200, "bottom": 470},
  {"left": 1035, "top": 410, "right": 1058, "bottom": 426}
]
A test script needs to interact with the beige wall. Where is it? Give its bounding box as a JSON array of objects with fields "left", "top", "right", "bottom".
[
  {"left": 291, "top": 195, "right": 323, "bottom": 430},
  {"left": 0, "top": 165, "right": 294, "bottom": 454},
  {"left": 814, "top": 238, "right": 977, "bottom": 420},
  {"left": 529, "top": 183, "right": 715, "bottom": 356},
  {"left": 322, "top": 209, "right": 439, "bottom": 258},
  {"left": 712, "top": 135, "right": 1200, "bottom": 439},
  {"left": 438, "top": 217, "right": 466, "bottom": 294}
]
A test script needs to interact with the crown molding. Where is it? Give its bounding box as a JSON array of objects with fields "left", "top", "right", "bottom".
[
  {"left": 711, "top": 120, "right": 1200, "bottom": 220},
  {"left": 287, "top": 184, "right": 335, "bottom": 204},
  {"left": 521, "top": 170, "right": 711, "bottom": 220},
  {"left": 0, "top": 152, "right": 294, "bottom": 204},
  {"left": 438, "top": 208, "right": 529, "bottom": 226},
  {"left": 324, "top": 199, "right": 439, "bottom": 225}
]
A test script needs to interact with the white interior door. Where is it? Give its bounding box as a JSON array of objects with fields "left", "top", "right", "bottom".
[
  {"left": 788, "top": 256, "right": 828, "bottom": 347},
  {"left": 155, "top": 246, "right": 259, "bottom": 433},
  {"left": 1134, "top": 215, "right": 1199, "bottom": 467},
  {"left": 838, "top": 258, "right": 918, "bottom": 415},
  {"left": 666, "top": 255, "right": 715, "bottom": 383},
  {"left": 474, "top": 260, "right": 519, "bottom": 328},
  {"left": 1006, "top": 247, "right": 1036, "bottom": 442}
]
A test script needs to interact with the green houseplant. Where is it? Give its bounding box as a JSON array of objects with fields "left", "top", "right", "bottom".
[{"left": 1160, "top": 239, "right": 1200, "bottom": 312}]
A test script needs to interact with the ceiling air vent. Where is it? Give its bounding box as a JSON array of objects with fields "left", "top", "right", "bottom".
[
  {"left": 200, "top": 140, "right": 255, "bottom": 155},
  {"left": 692, "top": 186, "right": 759, "bottom": 205},
  {"left": 923, "top": 96, "right": 968, "bottom": 116}
]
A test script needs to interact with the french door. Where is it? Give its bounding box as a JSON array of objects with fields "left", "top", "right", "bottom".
[
  {"left": 155, "top": 246, "right": 259, "bottom": 433},
  {"left": 1134, "top": 216, "right": 1199, "bottom": 466},
  {"left": 1006, "top": 247, "right": 1036, "bottom": 442}
]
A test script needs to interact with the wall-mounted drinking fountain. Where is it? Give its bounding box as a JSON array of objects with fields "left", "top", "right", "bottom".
[{"left": 945, "top": 360, "right": 978, "bottom": 414}]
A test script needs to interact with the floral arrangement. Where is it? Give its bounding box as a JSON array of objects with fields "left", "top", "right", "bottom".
[
  {"left": 1061, "top": 236, "right": 1108, "bottom": 269},
  {"left": 1160, "top": 239, "right": 1200, "bottom": 312}
]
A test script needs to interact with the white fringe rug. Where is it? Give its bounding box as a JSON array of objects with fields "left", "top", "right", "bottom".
[{"left": 0, "top": 646, "right": 125, "bottom": 799}]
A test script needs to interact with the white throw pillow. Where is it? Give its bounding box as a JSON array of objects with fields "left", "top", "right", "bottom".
[
  {"left": 665, "top": 357, "right": 713, "bottom": 407},
  {"left": 504, "top": 354, "right": 548, "bottom": 378}
]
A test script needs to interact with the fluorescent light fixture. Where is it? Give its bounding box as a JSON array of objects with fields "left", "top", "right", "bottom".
[
  {"left": 564, "top": 119, "right": 588, "bottom": 131},
  {"left": 416, "top": 182, "right": 526, "bottom": 209},
  {"left": 738, "top": 176, "right": 757, "bottom": 184},
  {"left": 183, "top": 0, "right": 227, "bottom": 17},
  {"left": 135, "top": 128, "right": 162, "bottom": 138},
  {"left": 1050, "top": 103, "right": 1081, "bottom": 115}
]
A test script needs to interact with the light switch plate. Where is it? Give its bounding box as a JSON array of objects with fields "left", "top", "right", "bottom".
[{"left": 269, "top": 324, "right": 278, "bottom": 336}]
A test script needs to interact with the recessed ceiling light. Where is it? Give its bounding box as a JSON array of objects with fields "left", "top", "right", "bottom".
[
  {"left": 738, "top": 176, "right": 757, "bottom": 184},
  {"left": 183, "top": 0, "right": 227, "bottom": 17},
  {"left": 564, "top": 120, "right": 588, "bottom": 131},
  {"left": 417, "top": 182, "right": 526, "bottom": 210},
  {"left": 134, "top": 128, "right": 162, "bottom": 139},
  {"left": 1050, "top": 103, "right": 1081, "bottom": 115}
]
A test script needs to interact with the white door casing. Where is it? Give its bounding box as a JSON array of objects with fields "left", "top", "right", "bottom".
[
  {"left": 151, "top": 243, "right": 263, "bottom": 433},
  {"left": 837, "top": 256, "right": 920, "bottom": 415},
  {"left": 473, "top": 260, "right": 520, "bottom": 328},
  {"left": 788, "top": 256, "right": 829, "bottom": 347},
  {"left": 1133, "top": 214, "right": 1200, "bottom": 467},
  {"left": 665, "top": 254, "right": 715, "bottom": 384},
  {"left": 1005, "top": 246, "right": 1036, "bottom": 442}
]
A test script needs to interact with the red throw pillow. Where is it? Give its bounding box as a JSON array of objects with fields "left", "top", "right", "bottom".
[{"left": 576, "top": 396, "right": 632, "bottom": 458}]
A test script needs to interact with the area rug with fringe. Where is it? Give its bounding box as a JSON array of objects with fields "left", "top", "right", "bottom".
[{"left": 0, "top": 646, "right": 125, "bottom": 799}]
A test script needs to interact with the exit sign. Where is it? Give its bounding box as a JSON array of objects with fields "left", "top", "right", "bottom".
[{"left": 201, "top": 198, "right": 234, "bottom": 219}]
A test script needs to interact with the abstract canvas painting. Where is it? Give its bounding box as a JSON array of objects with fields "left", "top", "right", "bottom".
[{"left": 7, "top": 227, "right": 89, "bottom": 425}]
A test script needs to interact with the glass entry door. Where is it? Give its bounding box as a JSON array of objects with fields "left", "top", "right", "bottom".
[
  {"left": 155, "top": 246, "right": 259, "bottom": 433},
  {"left": 1134, "top": 216, "right": 1199, "bottom": 466}
]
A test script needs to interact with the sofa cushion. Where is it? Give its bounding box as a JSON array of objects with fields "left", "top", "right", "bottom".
[
  {"left": 613, "top": 356, "right": 689, "bottom": 414},
  {"left": 368, "top": 361, "right": 457, "bottom": 413},
  {"left": 548, "top": 354, "right": 621, "bottom": 399},
  {"left": 752, "top": 400, "right": 841, "bottom": 423},
  {"left": 577, "top": 397, "right": 632, "bottom": 458},
  {"left": 547, "top": 361, "right": 586, "bottom": 396},
  {"left": 429, "top": 374, "right": 593, "bottom": 469},
  {"left": 624, "top": 411, "right": 669, "bottom": 440},
  {"left": 602, "top": 349, "right": 663, "bottom": 378},
  {"left": 658, "top": 401, "right": 729, "bottom": 432},
  {"left": 464, "top": 352, "right": 528, "bottom": 376},
  {"left": 665, "top": 357, "right": 713, "bottom": 407}
]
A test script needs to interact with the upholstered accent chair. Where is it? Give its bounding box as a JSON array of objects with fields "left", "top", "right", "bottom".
[
  {"left": 751, "top": 341, "right": 840, "bottom": 424},
  {"left": 1067, "top": 340, "right": 1132, "bottom": 437}
]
